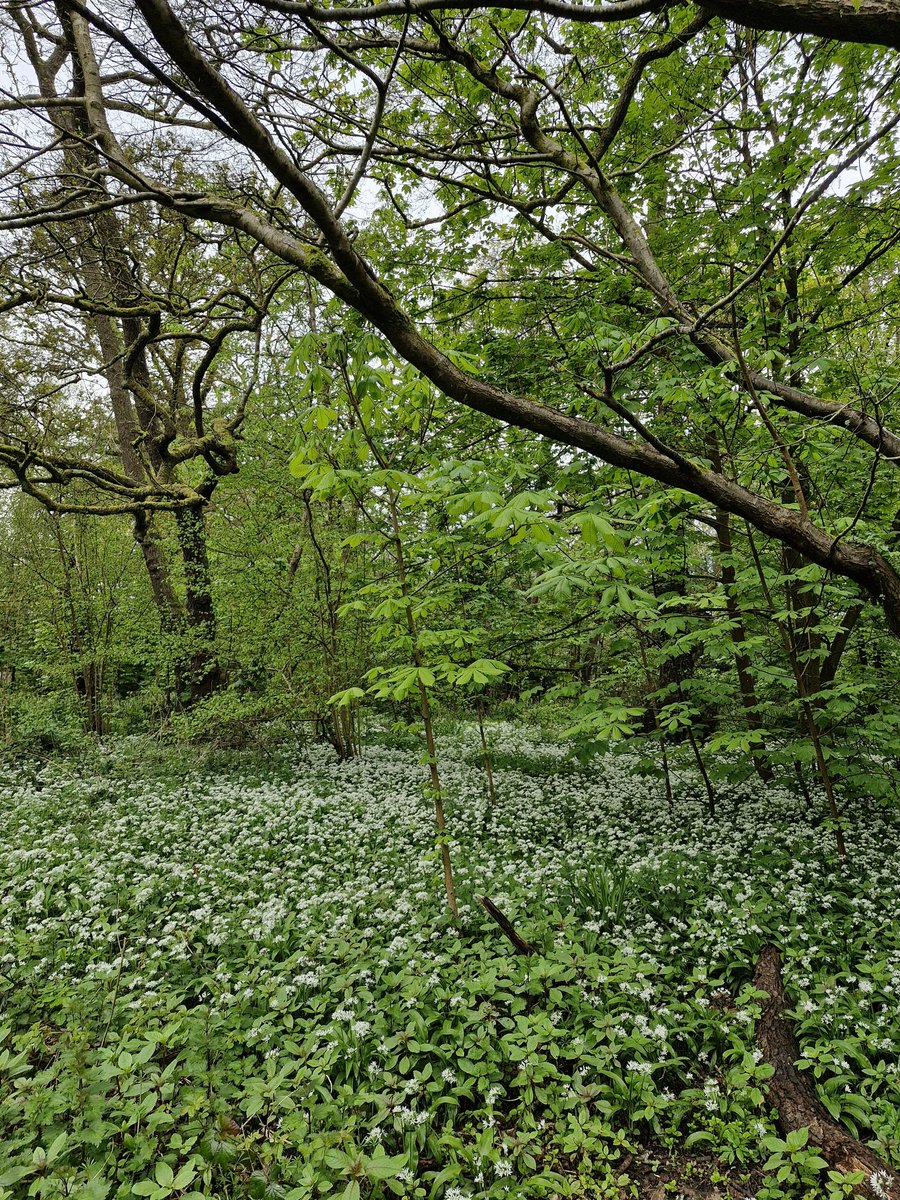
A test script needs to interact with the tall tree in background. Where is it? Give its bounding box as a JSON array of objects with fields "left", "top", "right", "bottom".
[{"left": 0, "top": 5, "right": 291, "bottom": 700}]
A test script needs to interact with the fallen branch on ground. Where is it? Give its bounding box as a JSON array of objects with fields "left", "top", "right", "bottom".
[
  {"left": 754, "top": 944, "right": 900, "bottom": 1199},
  {"left": 479, "top": 895, "right": 535, "bottom": 955}
]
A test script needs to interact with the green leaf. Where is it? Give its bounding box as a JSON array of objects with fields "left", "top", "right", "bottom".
[
  {"left": 0, "top": 1166, "right": 32, "bottom": 1188},
  {"left": 785, "top": 1128, "right": 809, "bottom": 1152},
  {"left": 365, "top": 1152, "right": 409, "bottom": 1180},
  {"left": 73, "top": 1179, "right": 110, "bottom": 1200},
  {"left": 155, "top": 1162, "right": 175, "bottom": 1188},
  {"left": 328, "top": 686, "right": 366, "bottom": 707},
  {"left": 46, "top": 1132, "right": 67, "bottom": 1163},
  {"left": 325, "top": 1150, "right": 353, "bottom": 1171},
  {"left": 684, "top": 1131, "right": 715, "bottom": 1147},
  {"left": 172, "top": 1164, "right": 197, "bottom": 1189}
]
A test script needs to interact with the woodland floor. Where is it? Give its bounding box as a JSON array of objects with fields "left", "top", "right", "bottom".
[{"left": 1, "top": 725, "right": 899, "bottom": 1199}]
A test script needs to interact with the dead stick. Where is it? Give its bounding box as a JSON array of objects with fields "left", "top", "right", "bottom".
[{"left": 479, "top": 895, "right": 535, "bottom": 956}]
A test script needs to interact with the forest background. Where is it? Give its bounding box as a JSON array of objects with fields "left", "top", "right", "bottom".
[{"left": 0, "top": 0, "right": 899, "bottom": 820}]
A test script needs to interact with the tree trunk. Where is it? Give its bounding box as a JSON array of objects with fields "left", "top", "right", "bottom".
[
  {"left": 174, "top": 505, "right": 226, "bottom": 702},
  {"left": 712, "top": 505, "right": 772, "bottom": 783}
]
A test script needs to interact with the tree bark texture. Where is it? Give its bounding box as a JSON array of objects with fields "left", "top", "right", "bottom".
[
  {"left": 700, "top": 0, "right": 900, "bottom": 49},
  {"left": 754, "top": 945, "right": 900, "bottom": 1198}
]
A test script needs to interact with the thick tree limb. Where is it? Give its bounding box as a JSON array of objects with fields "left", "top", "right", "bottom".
[
  {"left": 256, "top": 0, "right": 665, "bottom": 23},
  {"left": 256, "top": 0, "right": 900, "bottom": 49},
  {"left": 701, "top": 0, "right": 900, "bottom": 49}
]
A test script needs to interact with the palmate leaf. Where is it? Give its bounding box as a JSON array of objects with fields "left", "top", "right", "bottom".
[
  {"left": 449, "top": 658, "right": 510, "bottom": 687},
  {"left": 564, "top": 510, "right": 627, "bottom": 553},
  {"left": 329, "top": 686, "right": 366, "bottom": 708}
]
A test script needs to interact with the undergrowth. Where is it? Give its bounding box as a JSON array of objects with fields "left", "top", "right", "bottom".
[{"left": 1, "top": 724, "right": 898, "bottom": 1199}]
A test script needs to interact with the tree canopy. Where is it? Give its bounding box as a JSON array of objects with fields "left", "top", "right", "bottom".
[{"left": 1, "top": 0, "right": 899, "bottom": 630}]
